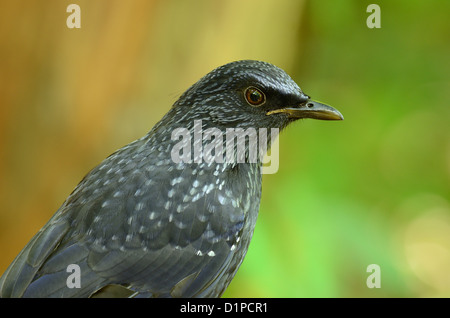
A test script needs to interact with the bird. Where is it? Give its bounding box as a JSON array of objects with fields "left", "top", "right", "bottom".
[{"left": 0, "top": 60, "right": 343, "bottom": 298}]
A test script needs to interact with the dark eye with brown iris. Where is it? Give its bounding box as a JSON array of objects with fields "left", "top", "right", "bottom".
[{"left": 245, "top": 87, "right": 265, "bottom": 106}]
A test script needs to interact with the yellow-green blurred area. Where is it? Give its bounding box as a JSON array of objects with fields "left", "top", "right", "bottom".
[{"left": 0, "top": 0, "right": 449, "bottom": 297}]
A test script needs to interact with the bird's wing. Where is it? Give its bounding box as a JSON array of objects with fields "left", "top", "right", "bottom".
[
  {"left": 0, "top": 216, "right": 73, "bottom": 297},
  {"left": 0, "top": 152, "right": 248, "bottom": 297}
]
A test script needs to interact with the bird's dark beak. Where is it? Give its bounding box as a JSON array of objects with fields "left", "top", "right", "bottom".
[{"left": 266, "top": 100, "right": 344, "bottom": 121}]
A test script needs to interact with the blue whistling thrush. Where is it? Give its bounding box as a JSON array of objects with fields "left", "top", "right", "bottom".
[{"left": 0, "top": 60, "right": 343, "bottom": 297}]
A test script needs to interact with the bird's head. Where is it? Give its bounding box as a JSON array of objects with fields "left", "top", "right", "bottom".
[{"left": 170, "top": 60, "right": 343, "bottom": 131}]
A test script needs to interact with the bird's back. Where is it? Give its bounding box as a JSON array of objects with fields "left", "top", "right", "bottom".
[{"left": 0, "top": 133, "right": 262, "bottom": 297}]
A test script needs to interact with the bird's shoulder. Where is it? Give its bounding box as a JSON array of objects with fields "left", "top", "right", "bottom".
[{"left": 59, "top": 137, "right": 258, "bottom": 252}]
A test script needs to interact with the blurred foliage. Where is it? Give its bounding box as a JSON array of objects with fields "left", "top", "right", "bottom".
[{"left": 0, "top": 0, "right": 448, "bottom": 297}]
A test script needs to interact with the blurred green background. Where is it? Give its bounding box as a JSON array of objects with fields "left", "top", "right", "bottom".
[{"left": 0, "top": 0, "right": 449, "bottom": 297}]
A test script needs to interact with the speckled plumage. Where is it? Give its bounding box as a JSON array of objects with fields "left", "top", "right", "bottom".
[{"left": 0, "top": 60, "right": 343, "bottom": 298}]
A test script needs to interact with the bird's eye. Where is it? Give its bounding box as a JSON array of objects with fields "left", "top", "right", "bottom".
[{"left": 245, "top": 87, "right": 266, "bottom": 107}]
